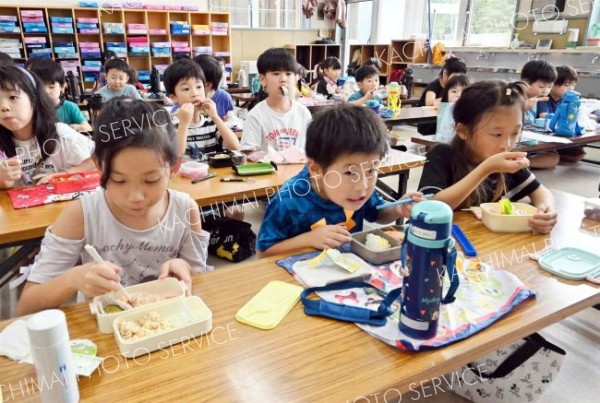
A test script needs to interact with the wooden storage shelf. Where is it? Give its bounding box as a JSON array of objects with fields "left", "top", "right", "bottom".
[
  {"left": 0, "top": 5, "right": 231, "bottom": 91},
  {"left": 285, "top": 43, "right": 341, "bottom": 77},
  {"left": 349, "top": 39, "right": 427, "bottom": 84}
]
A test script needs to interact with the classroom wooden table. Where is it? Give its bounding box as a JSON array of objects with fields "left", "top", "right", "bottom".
[
  {"left": 383, "top": 106, "right": 437, "bottom": 128},
  {"left": 0, "top": 190, "right": 597, "bottom": 402},
  {"left": 0, "top": 151, "right": 424, "bottom": 246},
  {"left": 411, "top": 131, "right": 600, "bottom": 154},
  {"left": 226, "top": 86, "right": 251, "bottom": 94}
]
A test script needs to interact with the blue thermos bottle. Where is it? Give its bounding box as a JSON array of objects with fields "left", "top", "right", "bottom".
[
  {"left": 549, "top": 90, "right": 583, "bottom": 137},
  {"left": 399, "top": 200, "right": 459, "bottom": 339}
]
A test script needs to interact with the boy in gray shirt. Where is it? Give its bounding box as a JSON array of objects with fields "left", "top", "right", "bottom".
[{"left": 95, "top": 58, "right": 142, "bottom": 102}]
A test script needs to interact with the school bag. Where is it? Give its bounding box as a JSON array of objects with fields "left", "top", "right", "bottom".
[{"left": 451, "top": 332, "right": 566, "bottom": 402}]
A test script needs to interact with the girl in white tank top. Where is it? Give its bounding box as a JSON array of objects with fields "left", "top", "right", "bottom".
[{"left": 17, "top": 99, "right": 210, "bottom": 315}]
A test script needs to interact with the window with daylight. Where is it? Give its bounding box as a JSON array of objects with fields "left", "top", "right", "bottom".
[
  {"left": 413, "top": 0, "right": 518, "bottom": 47},
  {"left": 209, "top": 0, "right": 309, "bottom": 29}
]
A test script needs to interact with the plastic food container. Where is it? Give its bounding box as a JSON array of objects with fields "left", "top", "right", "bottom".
[
  {"left": 584, "top": 198, "right": 600, "bottom": 221},
  {"left": 113, "top": 296, "right": 212, "bottom": 358},
  {"left": 480, "top": 202, "right": 537, "bottom": 232},
  {"left": 179, "top": 161, "right": 209, "bottom": 179},
  {"left": 90, "top": 278, "right": 187, "bottom": 334},
  {"left": 208, "top": 153, "right": 233, "bottom": 168},
  {"left": 351, "top": 225, "right": 403, "bottom": 265}
]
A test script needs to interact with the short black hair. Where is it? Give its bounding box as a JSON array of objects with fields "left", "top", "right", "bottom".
[
  {"left": 0, "top": 52, "right": 13, "bottom": 67},
  {"left": 442, "top": 57, "right": 467, "bottom": 76},
  {"left": 104, "top": 58, "right": 130, "bottom": 75},
  {"left": 520, "top": 60, "right": 557, "bottom": 84},
  {"left": 362, "top": 57, "right": 382, "bottom": 70},
  {"left": 355, "top": 65, "right": 379, "bottom": 83},
  {"left": 257, "top": 48, "right": 297, "bottom": 75},
  {"left": 163, "top": 58, "right": 206, "bottom": 96},
  {"left": 102, "top": 50, "right": 117, "bottom": 64},
  {"left": 441, "top": 74, "right": 471, "bottom": 102},
  {"left": 320, "top": 56, "right": 341, "bottom": 70},
  {"left": 193, "top": 54, "right": 222, "bottom": 87},
  {"left": 306, "top": 104, "right": 389, "bottom": 169},
  {"left": 554, "top": 65, "right": 578, "bottom": 85},
  {"left": 28, "top": 59, "right": 66, "bottom": 86},
  {"left": 93, "top": 98, "right": 177, "bottom": 188}
]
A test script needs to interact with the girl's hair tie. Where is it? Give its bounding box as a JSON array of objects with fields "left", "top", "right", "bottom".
[
  {"left": 506, "top": 88, "right": 512, "bottom": 96},
  {"left": 16, "top": 66, "right": 37, "bottom": 89}
]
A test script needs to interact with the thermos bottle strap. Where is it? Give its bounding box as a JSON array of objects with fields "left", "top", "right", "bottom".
[
  {"left": 301, "top": 281, "right": 403, "bottom": 327},
  {"left": 441, "top": 239, "right": 459, "bottom": 304},
  {"left": 400, "top": 237, "right": 459, "bottom": 304}
]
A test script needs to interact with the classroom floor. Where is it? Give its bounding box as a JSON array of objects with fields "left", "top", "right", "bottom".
[{"left": 1, "top": 126, "right": 599, "bottom": 401}]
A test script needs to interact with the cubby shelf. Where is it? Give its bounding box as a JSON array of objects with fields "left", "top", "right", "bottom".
[{"left": 0, "top": 5, "right": 231, "bottom": 91}]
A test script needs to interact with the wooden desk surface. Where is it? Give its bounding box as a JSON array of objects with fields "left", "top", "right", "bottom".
[
  {"left": 0, "top": 151, "right": 425, "bottom": 246},
  {"left": 412, "top": 131, "right": 600, "bottom": 153},
  {"left": 383, "top": 106, "right": 437, "bottom": 127},
  {"left": 1, "top": 191, "right": 597, "bottom": 402}
]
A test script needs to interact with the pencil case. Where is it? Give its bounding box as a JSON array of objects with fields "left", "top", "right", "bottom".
[{"left": 232, "top": 161, "right": 277, "bottom": 176}]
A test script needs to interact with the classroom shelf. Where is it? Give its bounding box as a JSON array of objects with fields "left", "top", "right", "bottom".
[
  {"left": 284, "top": 43, "right": 341, "bottom": 77},
  {"left": 349, "top": 39, "right": 427, "bottom": 84},
  {"left": 0, "top": 5, "right": 231, "bottom": 92}
]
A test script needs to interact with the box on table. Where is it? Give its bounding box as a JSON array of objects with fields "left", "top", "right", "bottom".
[
  {"left": 48, "top": 171, "right": 101, "bottom": 195},
  {"left": 89, "top": 277, "right": 188, "bottom": 334},
  {"left": 113, "top": 296, "right": 212, "bottom": 358}
]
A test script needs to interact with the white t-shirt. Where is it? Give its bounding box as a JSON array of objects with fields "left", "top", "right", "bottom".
[
  {"left": 13, "top": 123, "right": 94, "bottom": 184},
  {"left": 27, "top": 189, "right": 210, "bottom": 301},
  {"left": 240, "top": 99, "right": 311, "bottom": 152}
]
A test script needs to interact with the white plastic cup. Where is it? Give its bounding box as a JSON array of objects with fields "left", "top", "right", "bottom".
[{"left": 27, "top": 310, "right": 79, "bottom": 403}]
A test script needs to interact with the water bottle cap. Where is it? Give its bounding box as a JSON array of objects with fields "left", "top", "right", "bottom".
[
  {"left": 410, "top": 200, "right": 453, "bottom": 224},
  {"left": 27, "top": 309, "right": 70, "bottom": 347}
]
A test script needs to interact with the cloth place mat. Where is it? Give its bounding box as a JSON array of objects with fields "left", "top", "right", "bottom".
[{"left": 277, "top": 246, "right": 535, "bottom": 351}]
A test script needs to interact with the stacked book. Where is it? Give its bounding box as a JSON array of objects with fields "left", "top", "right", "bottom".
[
  {"left": 151, "top": 42, "right": 171, "bottom": 57},
  {"left": 105, "top": 41, "right": 127, "bottom": 57},
  {"left": 21, "top": 10, "right": 47, "bottom": 33},
  {"left": 210, "top": 22, "right": 228, "bottom": 35},
  {"left": 77, "top": 17, "right": 99, "bottom": 34},
  {"left": 127, "top": 37, "right": 149, "bottom": 57},
  {"left": 126, "top": 23, "right": 147, "bottom": 35},
  {"left": 192, "top": 46, "right": 212, "bottom": 57},
  {"left": 79, "top": 41, "right": 101, "bottom": 59},
  {"left": 191, "top": 25, "right": 210, "bottom": 35},
  {"left": 50, "top": 16, "right": 74, "bottom": 34},
  {"left": 103, "top": 22, "right": 124, "bottom": 34},
  {"left": 60, "top": 60, "right": 80, "bottom": 77},
  {"left": 170, "top": 21, "right": 190, "bottom": 36},
  {"left": 0, "top": 15, "right": 20, "bottom": 34},
  {"left": 81, "top": 60, "right": 101, "bottom": 83},
  {"left": 54, "top": 41, "right": 78, "bottom": 59},
  {"left": 172, "top": 40, "right": 190, "bottom": 59},
  {"left": 0, "top": 38, "right": 22, "bottom": 59},
  {"left": 24, "top": 37, "right": 51, "bottom": 59}
]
